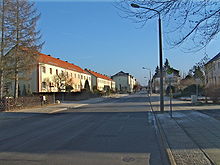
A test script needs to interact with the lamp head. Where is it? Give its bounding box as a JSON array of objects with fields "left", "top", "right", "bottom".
[{"left": 131, "top": 3, "right": 140, "bottom": 8}]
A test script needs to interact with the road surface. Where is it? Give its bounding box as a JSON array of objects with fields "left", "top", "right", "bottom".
[{"left": 0, "top": 93, "right": 168, "bottom": 165}]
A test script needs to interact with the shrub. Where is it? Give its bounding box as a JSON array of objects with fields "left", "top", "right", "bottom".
[{"left": 181, "top": 84, "right": 203, "bottom": 97}]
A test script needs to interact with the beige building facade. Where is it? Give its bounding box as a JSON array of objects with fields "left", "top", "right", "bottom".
[
  {"left": 111, "top": 71, "right": 137, "bottom": 93},
  {"left": 7, "top": 52, "right": 92, "bottom": 95},
  {"left": 85, "top": 69, "right": 115, "bottom": 91},
  {"left": 205, "top": 53, "right": 220, "bottom": 88},
  {"left": 37, "top": 53, "right": 92, "bottom": 93}
]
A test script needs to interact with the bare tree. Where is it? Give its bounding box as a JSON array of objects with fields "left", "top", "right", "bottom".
[
  {"left": 188, "top": 55, "right": 210, "bottom": 86},
  {"left": 5, "top": 0, "right": 43, "bottom": 98},
  {"left": 179, "top": 75, "right": 196, "bottom": 90},
  {"left": 0, "top": 0, "right": 12, "bottom": 98},
  {"left": 117, "top": 0, "right": 220, "bottom": 51},
  {"left": 53, "top": 72, "right": 74, "bottom": 92}
]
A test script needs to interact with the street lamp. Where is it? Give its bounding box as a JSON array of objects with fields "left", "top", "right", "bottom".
[
  {"left": 131, "top": 3, "right": 164, "bottom": 112},
  {"left": 143, "top": 67, "right": 152, "bottom": 95}
]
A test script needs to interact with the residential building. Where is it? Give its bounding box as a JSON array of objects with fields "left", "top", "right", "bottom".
[
  {"left": 111, "top": 71, "right": 137, "bottom": 93},
  {"left": 205, "top": 52, "right": 220, "bottom": 88},
  {"left": 6, "top": 50, "right": 92, "bottom": 95},
  {"left": 152, "top": 66, "right": 181, "bottom": 93},
  {"left": 85, "top": 69, "right": 115, "bottom": 91}
]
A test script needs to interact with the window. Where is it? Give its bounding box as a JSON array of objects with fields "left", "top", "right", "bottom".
[
  {"left": 50, "top": 68, "right": 52, "bottom": 74},
  {"left": 84, "top": 76, "right": 86, "bottom": 80},
  {"left": 75, "top": 74, "right": 76, "bottom": 78},
  {"left": 6, "top": 82, "right": 12, "bottom": 90},
  {"left": 42, "top": 82, "right": 46, "bottom": 89},
  {"left": 28, "top": 84, "right": 31, "bottom": 90},
  {"left": 213, "top": 63, "right": 216, "bottom": 71},
  {"left": 78, "top": 74, "right": 80, "bottom": 79},
  {"left": 218, "top": 62, "right": 220, "bottom": 69},
  {"left": 42, "top": 66, "right": 46, "bottom": 73},
  {"left": 56, "top": 69, "right": 58, "bottom": 75},
  {"left": 71, "top": 73, "right": 73, "bottom": 77},
  {"left": 81, "top": 75, "right": 83, "bottom": 79}
]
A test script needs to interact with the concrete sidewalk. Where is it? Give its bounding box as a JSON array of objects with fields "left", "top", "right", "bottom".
[{"left": 153, "top": 97, "right": 220, "bottom": 165}]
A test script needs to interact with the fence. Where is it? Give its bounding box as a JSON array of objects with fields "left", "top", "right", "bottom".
[
  {"left": 0, "top": 91, "right": 101, "bottom": 111},
  {"left": 54, "top": 91, "right": 101, "bottom": 101},
  {"left": 0, "top": 94, "right": 54, "bottom": 111}
]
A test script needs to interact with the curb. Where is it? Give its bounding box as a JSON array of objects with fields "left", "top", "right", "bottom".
[
  {"left": 148, "top": 96, "right": 177, "bottom": 165},
  {"left": 49, "top": 108, "right": 68, "bottom": 114},
  {"left": 153, "top": 112, "right": 177, "bottom": 165},
  {"left": 49, "top": 104, "right": 88, "bottom": 114}
]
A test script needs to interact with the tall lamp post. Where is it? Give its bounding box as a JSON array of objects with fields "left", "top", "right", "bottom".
[
  {"left": 131, "top": 3, "right": 164, "bottom": 112},
  {"left": 143, "top": 67, "right": 152, "bottom": 95}
]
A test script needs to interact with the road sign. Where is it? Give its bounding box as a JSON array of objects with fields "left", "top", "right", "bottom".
[{"left": 166, "top": 68, "right": 173, "bottom": 75}]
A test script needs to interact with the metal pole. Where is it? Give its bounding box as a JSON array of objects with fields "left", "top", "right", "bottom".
[
  {"left": 169, "top": 79, "right": 173, "bottom": 117},
  {"left": 131, "top": 3, "right": 164, "bottom": 112},
  {"left": 158, "top": 15, "right": 164, "bottom": 112},
  {"left": 196, "top": 83, "right": 198, "bottom": 97},
  {"left": 149, "top": 70, "right": 152, "bottom": 95}
]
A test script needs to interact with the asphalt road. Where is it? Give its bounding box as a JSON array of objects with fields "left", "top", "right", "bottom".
[{"left": 0, "top": 93, "right": 169, "bottom": 165}]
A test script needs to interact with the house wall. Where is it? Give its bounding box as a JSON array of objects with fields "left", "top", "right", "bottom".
[
  {"left": 80, "top": 73, "right": 92, "bottom": 90},
  {"left": 205, "top": 60, "right": 220, "bottom": 88},
  {"left": 5, "top": 66, "right": 38, "bottom": 96},
  {"left": 111, "top": 81, "right": 116, "bottom": 91},
  {"left": 152, "top": 77, "right": 160, "bottom": 93},
  {"left": 129, "top": 76, "right": 137, "bottom": 92},
  {"left": 39, "top": 63, "right": 91, "bottom": 92},
  {"left": 89, "top": 74, "right": 96, "bottom": 90},
  {"left": 152, "top": 74, "right": 180, "bottom": 93},
  {"left": 97, "top": 78, "right": 112, "bottom": 91},
  {"left": 12, "top": 62, "right": 92, "bottom": 96},
  {"left": 112, "top": 75, "right": 128, "bottom": 92}
]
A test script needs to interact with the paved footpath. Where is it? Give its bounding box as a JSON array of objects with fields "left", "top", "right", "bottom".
[{"left": 151, "top": 95, "right": 220, "bottom": 165}]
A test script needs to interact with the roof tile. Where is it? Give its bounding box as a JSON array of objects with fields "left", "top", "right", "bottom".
[
  {"left": 85, "top": 69, "right": 113, "bottom": 81},
  {"left": 38, "top": 53, "right": 89, "bottom": 75}
]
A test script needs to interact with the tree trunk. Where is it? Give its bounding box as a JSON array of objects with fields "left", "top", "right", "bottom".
[
  {"left": 14, "top": 69, "right": 18, "bottom": 98},
  {"left": 0, "top": 71, "right": 3, "bottom": 98},
  {"left": 0, "top": 0, "right": 5, "bottom": 99}
]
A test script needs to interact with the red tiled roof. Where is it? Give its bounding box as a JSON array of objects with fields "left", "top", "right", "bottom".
[
  {"left": 38, "top": 53, "right": 89, "bottom": 75},
  {"left": 85, "top": 69, "right": 113, "bottom": 81}
]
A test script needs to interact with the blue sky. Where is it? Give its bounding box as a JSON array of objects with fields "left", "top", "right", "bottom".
[{"left": 35, "top": 1, "right": 220, "bottom": 85}]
